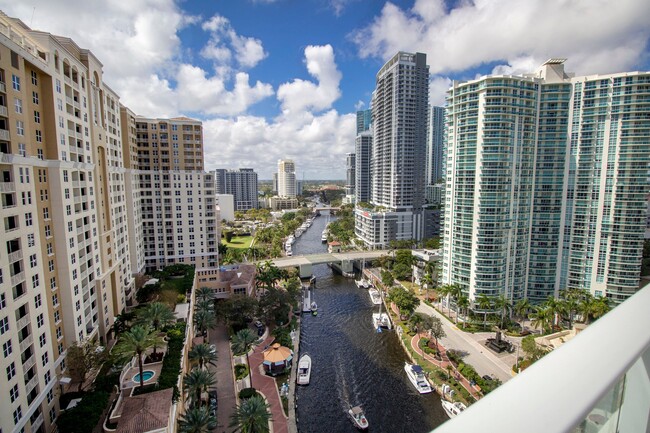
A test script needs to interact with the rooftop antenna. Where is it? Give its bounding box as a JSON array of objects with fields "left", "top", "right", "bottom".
[{"left": 30, "top": 6, "right": 35, "bottom": 27}]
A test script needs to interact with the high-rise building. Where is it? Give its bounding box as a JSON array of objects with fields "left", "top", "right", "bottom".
[
  {"left": 355, "top": 52, "right": 429, "bottom": 248},
  {"left": 356, "top": 109, "right": 372, "bottom": 134},
  {"left": 214, "top": 168, "right": 259, "bottom": 211},
  {"left": 135, "top": 117, "right": 218, "bottom": 273},
  {"left": 426, "top": 105, "right": 445, "bottom": 185},
  {"left": 443, "top": 59, "right": 650, "bottom": 305},
  {"left": 354, "top": 130, "right": 372, "bottom": 204},
  {"left": 277, "top": 159, "right": 296, "bottom": 198},
  {"left": 345, "top": 152, "right": 356, "bottom": 197},
  {"left": 272, "top": 172, "right": 278, "bottom": 194}
]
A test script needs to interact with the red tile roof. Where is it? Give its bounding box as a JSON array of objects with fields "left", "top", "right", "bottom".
[{"left": 116, "top": 388, "right": 173, "bottom": 433}]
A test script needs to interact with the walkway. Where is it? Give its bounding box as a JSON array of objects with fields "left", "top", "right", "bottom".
[
  {"left": 266, "top": 250, "right": 392, "bottom": 269},
  {"left": 210, "top": 325, "right": 237, "bottom": 433},
  {"left": 248, "top": 335, "right": 288, "bottom": 433}
]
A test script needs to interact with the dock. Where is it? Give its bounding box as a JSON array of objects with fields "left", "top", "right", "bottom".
[{"left": 302, "top": 287, "right": 312, "bottom": 313}]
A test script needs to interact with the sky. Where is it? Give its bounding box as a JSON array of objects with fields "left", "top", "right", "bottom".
[{"left": 1, "top": 0, "right": 649, "bottom": 179}]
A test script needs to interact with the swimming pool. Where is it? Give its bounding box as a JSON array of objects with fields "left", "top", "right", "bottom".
[{"left": 132, "top": 370, "right": 155, "bottom": 383}]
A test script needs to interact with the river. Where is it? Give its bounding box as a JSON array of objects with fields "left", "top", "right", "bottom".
[{"left": 294, "top": 212, "right": 447, "bottom": 433}]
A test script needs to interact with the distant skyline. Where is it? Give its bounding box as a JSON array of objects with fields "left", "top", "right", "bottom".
[{"left": 2, "top": 0, "right": 649, "bottom": 179}]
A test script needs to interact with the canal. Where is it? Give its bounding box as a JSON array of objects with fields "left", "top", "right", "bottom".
[{"left": 294, "top": 212, "right": 447, "bottom": 433}]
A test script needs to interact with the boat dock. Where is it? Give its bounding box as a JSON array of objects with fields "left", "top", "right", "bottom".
[{"left": 302, "top": 287, "right": 312, "bottom": 313}]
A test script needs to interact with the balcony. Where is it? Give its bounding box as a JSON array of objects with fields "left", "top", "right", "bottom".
[
  {"left": 30, "top": 412, "right": 44, "bottom": 430},
  {"left": 0, "top": 181, "right": 15, "bottom": 192},
  {"left": 25, "top": 374, "right": 38, "bottom": 392},
  {"left": 23, "top": 355, "right": 35, "bottom": 371},
  {"left": 19, "top": 333, "right": 33, "bottom": 352},
  {"left": 11, "top": 271, "right": 25, "bottom": 286},
  {"left": 0, "top": 105, "right": 7, "bottom": 117},
  {"left": 0, "top": 81, "right": 5, "bottom": 92},
  {"left": 432, "top": 284, "right": 650, "bottom": 433},
  {"left": 17, "top": 314, "right": 29, "bottom": 330}
]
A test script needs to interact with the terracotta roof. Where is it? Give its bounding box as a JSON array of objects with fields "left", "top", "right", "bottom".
[{"left": 116, "top": 388, "right": 173, "bottom": 433}]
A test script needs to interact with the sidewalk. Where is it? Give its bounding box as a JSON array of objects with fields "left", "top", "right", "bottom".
[
  {"left": 248, "top": 335, "right": 288, "bottom": 433},
  {"left": 210, "top": 325, "right": 237, "bottom": 433}
]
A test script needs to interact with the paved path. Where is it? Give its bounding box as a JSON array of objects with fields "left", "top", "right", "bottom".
[
  {"left": 416, "top": 303, "right": 517, "bottom": 383},
  {"left": 210, "top": 325, "right": 237, "bottom": 433},
  {"left": 249, "top": 335, "right": 288, "bottom": 433}
]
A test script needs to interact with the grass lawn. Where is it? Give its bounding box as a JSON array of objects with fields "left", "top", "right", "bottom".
[{"left": 224, "top": 235, "right": 253, "bottom": 249}]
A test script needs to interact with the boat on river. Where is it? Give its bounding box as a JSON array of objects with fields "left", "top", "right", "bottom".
[
  {"left": 297, "top": 355, "right": 312, "bottom": 385},
  {"left": 311, "top": 301, "right": 318, "bottom": 316},
  {"left": 372, "top": 312, "right": 391, "bottom": 329},
  {"left": 404, "top": 363, "right": 432, "bottom": 394},
  {"left": 348, "top": 405, "right": 369, "bottom": 430},
  {"left": 355, "top": 278, "right": 371, "bottom": 289},
  {"left": 441, "top": 400, "right": 467, "bottom": 419},
  {"left": 368, "top": 288, "right": 382, "bottom": 305}
]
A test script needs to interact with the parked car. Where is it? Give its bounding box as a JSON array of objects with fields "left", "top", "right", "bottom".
[{"left": 208, "top": 390, "right": 218, "bottom": 416}]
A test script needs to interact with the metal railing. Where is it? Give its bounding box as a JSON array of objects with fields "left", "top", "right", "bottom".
[{"left": 433, "top": 284, "right": 650, "bottom": 433}]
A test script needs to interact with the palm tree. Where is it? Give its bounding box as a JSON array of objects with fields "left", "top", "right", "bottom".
[
  {"left": 530, "top": 305, "right": 553, "bottom": 334},
  {"left": 194, "top": 310, "right": 217, "bottom": 343},
  {"left": 457, "top": 295, "right": 469, "bottom": 324},
  {"left": 590, "top": 296, "right": 611, "bottom": 322},
  {"left": 580, "top": 294, "right": 611, "bottom": 324},
  {"left": 113, "top": 325, "right": 164, "bottom": 389},
  {"left": 476, "top": 293, "right": 492, "bottom": 328},
  {"left": 493, "top": 295, "right": 511, "bottom": 329},
  {"left": 543, "top": 296, "right": 562, "bottom": 330},
  {"left": 178, "top": 407, "right": 217, "bottom": 433},
  {"left": 231, "top": 329, "right": 258, "bottom": 388},
  {"left": 189, "top": 343, "right": 218, "bottom": 370},
  {"left": 183, "top": 368, "right": 216, "bottom": 408},
  {"left": 449, "top": 284, "right": 463, "bottom": 323},
  {"left": 436, "top": 284, "right": 451, "bottom": 315},
  {"left": 514, "top": 298, "right": 531, "bottom": 330},
  {"left": 229, "top": 394, "right": 272, "bottom": 433},
  {"left": 559, "top": 288, "right": 583, "bottom": 330},
  {"left": 196, "top": 287, "right": 215, "bottom": 303},
  {"left": 137, "top": 302, "right": 176, "bottom": 331}
]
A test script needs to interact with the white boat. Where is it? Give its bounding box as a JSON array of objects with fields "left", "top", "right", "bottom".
[
  {"left": 296, "top": 355, "right": 312, "bottom": 385},
  {"left": 321, "top": 232, "right": 328, "bottom": 243},
  {"left": 310, "top": 301, "right": 318, "bottom": 316},
  {"left": 372, "top": 312, "right": 392, "bottom": 330},
  {"left": 441, "top": 400, "right": 467, "bottom": 419},
  {"left": 348, "top": 405, "right": 369, "bottom": 430},
  {"left": 355, "top": 278, "right": 371, "bottom": 289},
  {"left": 404, "top": 363, "right": 432, "bottom": 394},
  {"left": 368, "top": 288, "right": 382, "bottom": 305}
]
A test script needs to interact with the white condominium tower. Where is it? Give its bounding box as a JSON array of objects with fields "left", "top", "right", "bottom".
[
  {"left": 355, "top": 52, "right": 429, "bottom": 248},
  {"left": 277, "top": 159, "right": 296, "bottom": 198},
  {"left": 443, "top": 59, "right": 650, "bottom": 305}
]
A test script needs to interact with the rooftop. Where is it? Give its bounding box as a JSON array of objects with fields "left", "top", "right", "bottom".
[{"left": 116, "top": 388, "right": 173, "bottom": 433}]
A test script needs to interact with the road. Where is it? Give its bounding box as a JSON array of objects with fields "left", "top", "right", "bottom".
[
  {"left": 416, "top": 302, "right": 521, "bottom": 383},
  {"left": 209, "top": 325, "right": 237, "bottom": 432}
]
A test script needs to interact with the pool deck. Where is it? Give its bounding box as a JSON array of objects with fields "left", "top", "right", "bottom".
[{"left": 121, "top": 361, "right": 163, "bottom": 389}]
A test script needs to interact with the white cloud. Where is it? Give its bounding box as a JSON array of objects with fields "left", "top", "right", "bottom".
[
  {"left": 200, "top": 14, "right": 267, "bottom": 69},
  {"left": 277, "top": 45, "right": 342, "bottom": 113},
  {"left": 352, "top": 0, "right": 650, "bottom": 75},
  {"left": 354, "top": 100, "right": 366, "bottom": 110},
  {"left": 429, "top": 75, "right": 451, "bottom": 107}
]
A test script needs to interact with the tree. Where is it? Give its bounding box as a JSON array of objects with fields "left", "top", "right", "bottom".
[
  {"left": 477, "top": 293, "right": 493, "bottom": 327},
  {"left": 113, "top": 325, "right": 164, "bottom": 389},
  {"left": 229, "top": 394, "right": 272, "bottom": 433},
  {"left": 530, "top": 305, "right": 553, "bottom": 334},
  {"left": 194, "top": 310, "right": 217, "bottom": 343},
  {"left": 457, "top": 295, "right": 470, "bottom": 324},
  {"left": 196, "top": 287, "right": 215, "bottom": 303},
  {"left": 493, "top": 295, "right": 512, "bottom": 329},
  {"left": 380, "top": 269, "right": 394, "bottom": 288},
  {"left": 178, "top": 407, "right": 217, "bottom": 433},
  {"left": 183, "top": 368, "right": 217, "bottom": 408},
  {"left": 521, "top": 335, "right": 547, "bottom": 362},
  {"left": 136, "top": 302, "right": 175, "bottom": 333},
  {"left": 514, "top": 298, "right": 531, "bottom": 330},
  {"left": 217, "top": 295, "right": 259, "bottom": 329},
  {"left": 436, "top": 284, "right": 452, "bottom": 315},
  {"left": 559, "top": 288, "right": 583, "bottom": 330},
  {"left": 429, "top": 316, "right": 446, "bottom": 350},
  {"left": 449, "top": 284, "right": 463, "bottom": 324},
  {"left": 387, "top": 286, "right": 420, "bottom": 318},
  {"left": 189, "top": 343, "right": 218, "bottom": 370},
  {"left": 392, "top": 263, "right": 411, "bottom": 281},
  {"left": 66, "top": 340, "right": 107, "bottom": 391},
  {"left": 542, "top": 296, "right": 562, "bottom": 329},
  {"left": 231, "top": 329, "right": 258, "bottom": 388}
]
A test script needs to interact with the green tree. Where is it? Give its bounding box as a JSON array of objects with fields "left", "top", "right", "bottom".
[
  {"left": 436, "top": 284, "right": 452, "bottom": 316},
  {"left": 189, "top": 343, "right": 218, "bottom": 370},
  {"left": 457, "top": 295, "right": 470, "bottom": 323},
  {"left": 392, "top": 263, "right": 411, "bottom": 281},
  {"left": 477, "top": 293, "right": 493, "bottom": 327},
  {"left": 429, "top": 316, "right": 446, "bottom": 350},
  {"left": 65, "top": 339, "right": 107, "bottom": 391},
  {"left": 183, "top": 368, "right": 217, "bottom": 408},
  {"left": 178, "top": 407, "right": 217, "bottom": 433},
  {"left": 231, "top": 329, "right": 258, "bottom": 388},
  {"left": 229, "top": 394, "right": 272, "bottom": 433},
  {"left": 449, "top": 284, "right": 463, "bottom": 324},
  {"left": 217, "top": 295, "right": 259, "bottom": 329},
  {"left": 387, "top": 286, "right": 420, "bottom": 317},
  {"left": 196, "top": 287, "right": 216, "bottom": 303},
  {"left": 380, "top": 269, "right": 394, "bottom": 288},
  {"left": 136, "top": 302, "right": 175, "bottom": 331},
  {"left": 530, "top": 305, "right": 553, "bottom": 334},
  {"left": 514, "top": 298, "right": 531, "bottom": 330},
  {"left": 194, "top": 310, "right": 217, "bottom": 343},
  {"left": 114, "top": 325, "right": 164, "bottom": 389},
  {"left": 521, "top": 335, "right": 547, "bottom": 362},
  {"left": 493, "top": 295, "right": 512, "bottom": 329}
]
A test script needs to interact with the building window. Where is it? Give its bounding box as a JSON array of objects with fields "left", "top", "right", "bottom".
[
  {"left": 10, "top": 383, "right": 19, "bottom": 402},
  {"left": 25, "top": 212, "right": 32, "bottom": 226},
  {"left": 56, "top": 327, "right": 62, "bottom": 339},
  {"left": 37, "top": 313, "right": 44, "bottom": 328},
  {"left": 39, "top": 333, "right": 46, "bottom": 347},
  {"left": 47, "top": 243, "right": 53, "bottom": 255},
  {"left": 49, "top": 407, "right": 56, "bottom": 423},
  {"left": 48, "top": 260, "right": 54, "bottom": 272},
  {"left": 14, "top": 97, "right": 22, "bottom": 113},
  {"left": 34, "top": 111, "right": 40, "bottom": 123},
  {"left": 55, "top": 79, "right": 61, "bottom": 93},
  {"left": 16, "top": 121, "right": 24, "bottom": 136},
  {"left": 44, "top": 225, "right": 51, "bottom": 237},
  {"left": 41, "top": 351, "right": 48, "bottom": 366},
  {"left": 52, "top": 294, "right": 58, "bottom": 306},
  {"left": 43, "top": 207, "right": 49, "bottom": 219},
  {"left": 32, "top": 91, "right": 39, "bottom": 104},
  {"left": 32, "top": 274, "right": 39, "bottom": 288},
  {"left": 50, "top": 276, "right": 56, "bottom": 290},
  {"left": 12, "top": 74, "right": 20, "bottom": 91},
  {"left": 27, "top": 233, "right": 35, "bottom": 247},
  {"left": 3, "top": 339, "right": 12, "bottom": 357},
  {"left": 34, "top": 293, "right": 41, "bottom": 308},
  {"left": 0, "top": 316, "right": 9, "bottom": 334},
  {"left": 47, "top": 389, "right": 53, "bottom": 404},
  {"left": 6, "top": 361, "right": 15, "bottom": 380},
  {"left": 31, "top": 70, "right": 38, "bottom": 85},
  {"left": 54, "top": 311, "right": 60, "bottom": 323},
  {"left": 0, "top": 293, "right": 5, "bottom": 310},
  {"left": 13, "top": 405, "right": 22, "bottom": 425}
]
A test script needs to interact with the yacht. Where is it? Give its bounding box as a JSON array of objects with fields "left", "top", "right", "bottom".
[
  {"left": 441, "top": 400, "right": 467, "bottom": 419},
  {"left": 296, "top": 355, "right": 312, "bottom": 385},
  {"left": 348, "top": 405, "right": 369, "bottom": 430},
  {"left": 404, "top": 363, "right": 432, "bottom": 394},
  {"left": 372, "top": 312, "right": 392, "bottom": 330},
  {"left": 368, "top": 288, "right": 382, "bottom": 305},
  {"left": 355, "top": 279, "right": 371, "bottom": 289}
]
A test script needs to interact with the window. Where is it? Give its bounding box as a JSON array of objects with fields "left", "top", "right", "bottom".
[
  {"left": 48, "top": 260, "right": 54, "bottom": 272},
  {"left": 33, "top": 111, "right": 40, "bottom": 123},
  {"left": 64, "top": 188, "right": 70, "bottom": 199},
  {"left": 42, "top": 207, "right": 49, "bottom": 219},
  {"left": 0, "top": 316, "right": 9, "bottom": 334},
  {"left": 13, "top": 405, "right": 22, "bottom": 425},
  {"left": 37, "top": 149, "right": 43, "bottom": 159},
  {"left": 3, "top": 339, "right": 12, "bottom": 357},
  {"left": 29, "top": 253, "right": 37, "bottom": 267},
  {"left": 52, "top": 294, "right": 58, "bottom": 306},
  {"left": 77, "top": 316, "right": 82, "bottom": 326},
  {"left": 31, "top": 70, "right": 38, "bottom": 85},
  {"left": 12, "top": 74, "right": 20, "bottom": 90},
  {"left": 55, "top": 79, "right": 61, "bottom": 93},
  {"left": 27, "top": 233, "right": 34, "bottom": 247},
  {"left": 44, "top": 225, "right": 51, "bottom": 237},
  {"left": 47, "top": 243, "right": 53, "bottom": 255},
  {"left": 16, "top": 120, "right": 24, "bottom": 136},
  {"left": 69, "top": 238, "right": 74, "bottom": 248},
  {"left": 63, "top": 170, "right": 68, "bottom": 181},
  {"left": 6, "top": 362, "right": 15, "bottom": 380},
  {"left": 32, "top": 91, "right": 39, "bottom": 104},
  {"left": 50, "top": 276, "right": 56, "bottom": 290},
  {"left": 49, "top": 407, "right": 56, "bottom": 424},
  {"left": 67, "top": 222, "right": 72, "bottom": 233},
  {"left": 32, "top": 274, "right": 39, "bottom": 288},
  {"left": 10, "top": 383, "right": 19, "bottom": 402},
  {"left": 56, "top": 327, "right": 62, "bottom": 339},
  {"left": 0, "top": 293, "right": 5, "bottom": 310},
  {"left": 41, "top": 351, "right": 48, "bottom": 366},
  {"left": 37, "top": 313, "right": 44, "bottom": 328},
  {"left": 34, "top": 293, "right": 41, "bottom": 308},
  {"left": 25, "top": 212, "right": 32, "bottom": 226},
  {"left": 14, "top": 97, "right": 22, "bottom": 113},
  {"left": 39, "top": 333, "right": 46, "bottom": 347},
  {"left": 54, "top": 311, "right": 60, "bottom": 323},
  {"left": 47, "top": 389, "right": 53, "bottom": 404}
]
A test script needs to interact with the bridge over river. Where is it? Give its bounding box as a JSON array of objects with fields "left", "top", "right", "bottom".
[{"left": 264, "top": 250, "right": 392, "bottom": 278}]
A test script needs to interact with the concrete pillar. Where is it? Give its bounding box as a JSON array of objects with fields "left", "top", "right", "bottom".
[
  {"left": 299, "top": 263, "right": 313, "bottom": 278},
  {"left": 341, "top": 260, "right": 354, "bottom": 273}
]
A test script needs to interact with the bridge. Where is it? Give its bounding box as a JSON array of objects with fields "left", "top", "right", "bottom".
[
  {"left": 265, "top": 250, "right": 392, "bottom": 278},
  {"left": 314, "top": 206, "right": 340, "bottom": 212}
]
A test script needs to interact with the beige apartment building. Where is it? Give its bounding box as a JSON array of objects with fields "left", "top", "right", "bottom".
[{"left": 0, "top": 12, "right": 218, "bottom": 433}]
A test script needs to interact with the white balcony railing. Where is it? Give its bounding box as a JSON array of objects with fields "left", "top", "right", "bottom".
[{"left": 433, "top": 284, "right": 650, "bottom": 433}]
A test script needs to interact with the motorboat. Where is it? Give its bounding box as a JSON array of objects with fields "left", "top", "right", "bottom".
[
  {"left": 310, "top": 302, "right": 318, "bottom": 316},
  {"left": 368, "top": 288, "right": 382, "bottom": 305},
  {"left": 355, "top": 278, "right": 371, "bottom": 289},
  {"left": 296, "top": 355, "right": 312, "bottom": 385},
  {"left": 372, "top": 312, "right": 392, "bottom": 330},
  {"left": 348, "top": 405, "right": 369, "bottom": 430},
  {"left": 404, "top": 363, "right": 432, "bottom": 394},
  {"left": 321, "top": 232, "right": 328, "bottom": 243},
  {"left": 441, "top": 400, "right": 467, "bottom": 419}
]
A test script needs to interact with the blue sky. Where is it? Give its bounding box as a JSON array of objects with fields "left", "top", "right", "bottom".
[{"left": 2, "top": 0, "right": 649, "bottom": 179}]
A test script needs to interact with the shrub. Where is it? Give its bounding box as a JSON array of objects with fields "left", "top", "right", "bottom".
[
  {"left": 239, "top": 387, "right": 258, "bottom": 399},
  {"left": 56, "top": 390, "right": 110, "bottom": 433},
  {"left": 234, "top": 364, "right": 250, "bottom": 380}
]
